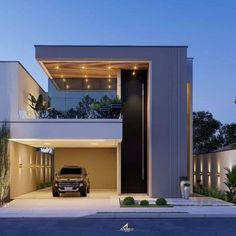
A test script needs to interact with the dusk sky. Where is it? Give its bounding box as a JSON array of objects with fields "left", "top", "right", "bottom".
[{"left": 0, "top": 0, "right": 235, "bottom": 123}]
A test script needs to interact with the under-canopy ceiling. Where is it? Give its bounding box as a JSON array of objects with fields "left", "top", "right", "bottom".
[{"left": 39, "top": 61, "right": 149, "bottom": 91}]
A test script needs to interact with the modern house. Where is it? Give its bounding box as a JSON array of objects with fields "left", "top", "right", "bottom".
[{"left": 0, "top": 46, "right": 193, "bottom": 199}]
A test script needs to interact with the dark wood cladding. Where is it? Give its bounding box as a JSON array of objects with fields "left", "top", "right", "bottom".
[{"left": 121, "top": 70, "right": 147, "bottom": 193}]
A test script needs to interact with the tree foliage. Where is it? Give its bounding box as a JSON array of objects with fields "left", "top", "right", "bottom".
[
  {"left": 193, "top": 111, "right": 222, "bottom": 154},
  {"left": 219, "top": 123, "right": 236, "bottom": 146}
]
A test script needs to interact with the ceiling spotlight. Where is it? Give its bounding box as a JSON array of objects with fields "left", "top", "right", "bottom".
[
  {"left": 108, "top": 74, "right": 111, "bottom": 78},
  {"left": 84, "top": 75, "right": 87, "bottom": 78},
  {"left": 60, "top": 75, "right": 64, "bottom": 78},
  {"left": 55, "top": 66, "right": 59, "bottom": 70},
  {"left": 82, "top": 66, "right": 85, "bottom": 69},
  {"left": 132, "top": 71, "right": 136, "bottom": 76},
  {"left": 134, "top": 66, "right": 137, "bottom": 70},
  {"left": 87, "top": 85, "right": 91, "bottom": 89},
  {"left": 108, "top": 66, "right": 111, "bottom": 70}
]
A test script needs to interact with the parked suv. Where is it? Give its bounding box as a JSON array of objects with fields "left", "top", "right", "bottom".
[{"left": 52, "top": 166, "right": 90, "bottom": 197}]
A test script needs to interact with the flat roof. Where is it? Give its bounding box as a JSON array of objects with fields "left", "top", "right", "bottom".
[{"left": 35, "top": 45, "right": 188, "bottom": 48}]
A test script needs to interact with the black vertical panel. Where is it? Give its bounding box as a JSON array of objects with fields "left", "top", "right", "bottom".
[{"left": 121, "top": 70, "right": 147, "bottom": 193}]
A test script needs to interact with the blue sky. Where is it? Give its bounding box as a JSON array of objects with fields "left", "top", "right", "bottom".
[{"left": 0, "top": 0, "right": 235, "bottom": 123}]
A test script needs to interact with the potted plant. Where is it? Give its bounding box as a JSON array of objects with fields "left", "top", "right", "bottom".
[
  {"left": 183, "top": 183, "right": 191, "bottom": 199},
  {"left": 180, "top": 176, "right": 190, "bottom": 198}
]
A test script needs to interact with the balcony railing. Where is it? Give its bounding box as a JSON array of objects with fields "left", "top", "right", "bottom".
[{"left": 26, "top": 95, "right": 121, "bottom": 119}]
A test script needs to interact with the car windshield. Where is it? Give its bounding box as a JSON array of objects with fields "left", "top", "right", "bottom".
[{"left": 60, "top": 168, "right": 82, "bottom": 175}]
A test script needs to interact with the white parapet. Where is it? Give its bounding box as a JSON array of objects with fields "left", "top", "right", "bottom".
[{"left": 9, "top": 119, "right": 122, "bottom": 140}]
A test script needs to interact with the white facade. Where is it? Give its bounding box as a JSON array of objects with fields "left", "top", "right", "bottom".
[{"left": 0, "top": 62, "right": 47, "bottom": 121}]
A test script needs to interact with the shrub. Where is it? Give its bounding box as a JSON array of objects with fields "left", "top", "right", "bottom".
[
  {"left": 123, "top": 196, "right": 135, "bottom": 206},
  {"left": 194, "top": 187, "right": 227, "bottom": 201},
  {"left": 156, "top": 198, "right": 167, "bottom": 206},
  {"left": 224, "top": 166, "right": 236, "bottom": 203},
  {"left": 140, "top": 200, "right": 149, "bottom": 206}
]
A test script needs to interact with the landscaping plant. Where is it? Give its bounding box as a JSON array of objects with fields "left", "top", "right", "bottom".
[
  {"left": 224, "top": 165, "right": 236, "bottom": 203},
  {"left": 123, "top": 196, "right": 135, "bottom": 206},
  {"left": 28, "top": 93, "right": 51, "bottom": 118},
  {"left": 0, "top": 123, "right": 10, "bottom": 205},
  {"left": 140, "top": 200, "right": 149, "bottom": 206},
  {"left": 156, "top": 198, "right": 167, "bottom": 206}
]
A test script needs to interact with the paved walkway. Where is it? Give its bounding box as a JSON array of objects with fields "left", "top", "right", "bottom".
[{"left": 0, "top": 188, "right": 235, "bottom": 218}]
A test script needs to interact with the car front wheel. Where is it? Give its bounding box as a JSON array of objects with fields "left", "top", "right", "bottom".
[
  {"left": 52, "top": 187, "right": 60, "bottom": 197},
  {"left": 80, "top": 187, "right": 87, "bottom": 197}
]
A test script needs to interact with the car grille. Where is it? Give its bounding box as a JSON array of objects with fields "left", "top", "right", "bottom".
[{"left": 58, "top": 181, "right": 79, "bottom": 188}]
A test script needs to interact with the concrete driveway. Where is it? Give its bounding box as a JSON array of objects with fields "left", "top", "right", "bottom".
[
  {"left": 1, "top": 188, "right": 236, "bottom": 218},
  {"left": 1, "top": 188, "right": 121, "bottom": 217}
]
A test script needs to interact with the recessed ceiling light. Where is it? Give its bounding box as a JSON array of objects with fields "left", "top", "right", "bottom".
[
  {"left": 84, "top": 75, "right": 87, "bottom": 78},
  {"left": 108, "top": 75, "right": 111, "bottom": 78},
  {"left": 60, "top": 75, "right": 64, "bottom": 78},
  {"left": 82, "top": 66, "right": 85, "bottom": 69},
  {"left": 55, "top": 66, "right": 59, "bottom": 70},
  {"left": 44, "top": 143, "right": 51, "bottom": 146},
  {"left": 108, "top": 66, "right": 111, "bottom": 70},
  {"left": 134, "top": 66, "right": 137, "bottom": 70},
  {"left": 91, "top": 142, "right": 98, "bottom": 145}
]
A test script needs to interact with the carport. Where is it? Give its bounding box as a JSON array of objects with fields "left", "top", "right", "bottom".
[
  {"left": 9, "top": 138, "right": 121, "bottom": 199},
  {"left": 9, "top": 117, "right": 122, "bottom": 199}
]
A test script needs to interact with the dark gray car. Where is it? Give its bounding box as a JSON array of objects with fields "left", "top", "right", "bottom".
[{"left": 52, "top": 166, "right": 90, "bottom": 197}]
